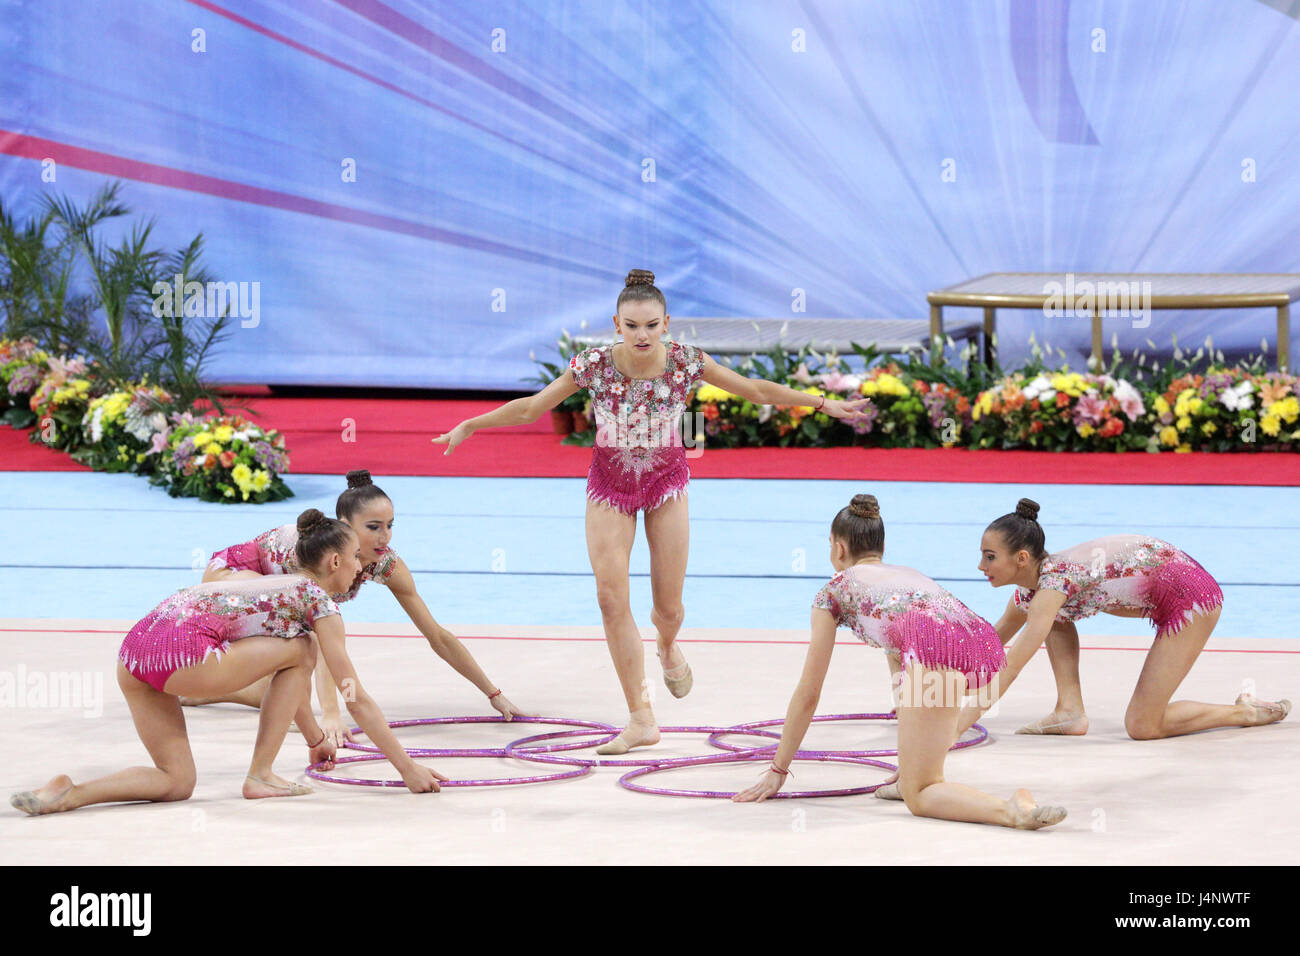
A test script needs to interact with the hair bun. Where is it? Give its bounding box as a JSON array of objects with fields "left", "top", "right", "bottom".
[
  {"left": 849, "top": 494, "right": 880, "bottom": 520},
  {"left": 1015, "top": 498, "right": 1040, "bottom": 521},
  {"left": 625, "top": 269, "right": 656, "bottom": 288},
  {"left": 346, "top": 469, "right": 373, "bottom": 489},
  {"left": 296, "top": 508, "right": 331, "bottom": 536}
]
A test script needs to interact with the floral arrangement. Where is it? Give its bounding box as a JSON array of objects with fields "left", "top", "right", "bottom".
[
  {"left": 969, "top": 371, "right": 1148, "bottom": 451},
  {"left": 1, "top": 338, "right": 50, "bottom": 423},
  {"left": 152, "top": 412, "right": 293, "bottom": 503},
  {"left": 26, "top": 358, "right": 101, "bottom": 452},
  {"left": 1147, "top": 368, "right": 1300, "bottom": 452},
  {"left": 78, "top": 384, "right": 172, "bottom": 473}
]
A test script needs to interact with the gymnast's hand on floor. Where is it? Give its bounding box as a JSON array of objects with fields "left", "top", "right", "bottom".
[
  {"left": 309, "top": 737, "right": 337, "bottom": 771},
  {"left": 732, "top": 768, "right": 786, "bottom": 803},
  {"left": 488, "top": 692, "right": 532, "bottom": 722},
  {"left": 402, "top": 762, "right": 449, "bottom": 793},
  {"left": 431, "top": 422, "right": 471, "bottom": 455},
  {"left": 320, "top": 715, "right": 356, "bottom": 748}
]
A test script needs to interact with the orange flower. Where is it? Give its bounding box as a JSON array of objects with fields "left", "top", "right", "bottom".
[
  {"left": 702, "top": 403, "right": 719, "bottom": 421},
  {"left": 1029, "top": 420, "right": 1045, "bottom": 433},
  {"left": 1030, "top": 399, "right": 1041, "bottom": 411},
  {"left": 1099, "top": 417, "right": 1124, "bottom": 438},
  {"left": 1003, "top": 393, "right": 1024, "bottom": 412},
  {"left": 1055, "top": 392, "right": 1071, "bottom": 408},
  {"left": 219, "top": 450, "right": 236, "bottom": 469},
  {"left": 204, "top": 453, "right": 217, "bottom": 470}
]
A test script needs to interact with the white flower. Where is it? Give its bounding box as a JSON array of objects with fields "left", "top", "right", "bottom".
[{"left": 1023, "top": 374, "right": 1051, "bottom": 400}]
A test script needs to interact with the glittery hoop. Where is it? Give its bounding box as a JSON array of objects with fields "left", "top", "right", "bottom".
[
  {"left": 305, "top": 752, "right": 592, "bottom": 788},
  {"left": 706, "top": 712, "right": 988, "bottom": 757},
  {"left": 504, "top": 725, "right": 768, "bottom": 769},
  {"left": 341, "top": 715, "right": 619, "bottom": 756},
  {"left": 618, "top": 751, "right": 898, "bottom": 799}
]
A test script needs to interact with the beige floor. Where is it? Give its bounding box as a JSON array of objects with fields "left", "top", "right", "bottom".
[{"left": 2, "top": 619, "right": 1296, "bottom": 865}]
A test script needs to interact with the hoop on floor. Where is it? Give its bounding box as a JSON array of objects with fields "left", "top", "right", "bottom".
[
  {"left": 305, "top": 752, "right": 591, "bottom": 788},
  {"left": 706, "top": 712, "right": 988, "bottom": 757},
  {"left": 341, "top": 715, "right": 618, "bottom": 756},
  {"left": 618, "top": 751, "right": 898, "bottom": 799},
  {"left": 504, "top": 725, "right": 769, "bottom": 769}
]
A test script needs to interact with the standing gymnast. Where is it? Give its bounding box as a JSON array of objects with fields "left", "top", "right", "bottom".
[
  {"left": 9, "top": 510, "right": 443, "bottom": 815},
  {"left": 434, "top": 269, "right": 868, "bottom": 753},
  {"left": 189, "top": 469, "right": 526, "bottom": 745},
  {"left": 958, "top": 498, "right": 1291, "bottom": 738},
  {"left": 733, "top": 495, "right": 1066, "bottom": 829}
]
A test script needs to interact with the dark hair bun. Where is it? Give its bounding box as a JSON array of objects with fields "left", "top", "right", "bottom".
[
  {"left": 1015, "top": 498, "right": 1040, "bottom": 521},
  {"left": 849, "top": 494, "right": 880, "bottom": 520},
  {"left": 296, "top": 508, "right": 331, "bottom": 536},
  {"left": 625, "top": 269, "right": 656, "bottom": 288},
  {"left": 346, "top": 469, "right": 373, "bottom": 489}
]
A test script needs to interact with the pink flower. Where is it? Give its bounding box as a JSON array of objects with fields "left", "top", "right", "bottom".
[
  {"left": 148, "top": 430, "right": 171, "bottom": 455},
  {"left": 1072, "top": 393, "right": 1106, "bottom": 427},
  {"left": 820, "top": 370, "right": 862, "bottom": 394}
]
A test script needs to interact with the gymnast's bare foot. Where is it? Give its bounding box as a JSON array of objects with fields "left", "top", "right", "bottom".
[
  {"left": 242, "top": 772, "right": 312, "bottom": 799},
  {"left": 874, "top": 771, "right": 901, "bottom": 801},
  {"left": 1008, "top": 788, "right": 1067, "bottom": 830},
  {"left": 1016, "top": 710, "right": 1089, "bottom": 735},
  {"left": 1236, "top": 694, "right": 1291, "bottom": 727},
  {"left": 10, "top": 774, "right": 75, "bottom": 815},
  {"left": 596, "top": 709, "right": 661, "bottom": 755}
]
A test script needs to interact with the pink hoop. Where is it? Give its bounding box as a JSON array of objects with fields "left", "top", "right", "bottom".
[
  {"left": 341, "top": 715, "right": 619, "bottom": 756},
  {"left": 706, "top": 713, "right": 988, "bottom": 757},
  {"left": 504, "top": 725, "right": 760, "bottom": 768},
  {"left": 618, "top": 751, "right": 898, "bottom": 799},
  {"left": 305, "top": 752, "right": 591, "bottom": 788}
]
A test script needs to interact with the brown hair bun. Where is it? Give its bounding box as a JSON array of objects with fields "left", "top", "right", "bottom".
[
  {"left": 296, "top": 508, "right": 331, "bottom": 536},
  {"left": 346, "top": 469, "right": 373, "bottom": 489},
  {"left": 1015, "top": 498, "right": 1041, "bottom": 522},
  {"left": 849, "top": 494, "right": 880, "bottom": 520},
  {"left": 625, "top": 269, "right": 656, "bottom": 288}
]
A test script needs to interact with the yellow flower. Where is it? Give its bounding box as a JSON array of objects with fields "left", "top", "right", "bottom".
[
  {"left": 1153, "top": 396, "right": 1170, "bottom": 416},
  {"left": 1188, "top": 397, "right": 1204, "bottom": 415},
  {"left": 1158, "top": 426, "right": 1179, "bottom": 446},
  {"left": 1076, "top": 424, "right": 1096, "bottom": 438},
  {"left": 1261, "top": 415, "right": 1281, "bottom": 436},
  {"left": 192, "top": 431, "right": 212, "bottom": 449},
  {"left": 1176, "top": 416, "right": 1191, "bottom": 432},
  {"left": 874, "top": 373, "right": 910, "bottom": 397},
  {"left": 206, "top": 442, "right": 223, "bottom": 456},
  {"left": 1175, "top": 444, "right": 1192, "bottom": 453},
  {"left": 136, "top": 452, "right": 146, "bottom": 462},
  {"left": 860, "top": 381, "right": 879, "bottom": 397},
  {"left": 1269, "top": 397, "right": 1299, "bottom": 423},
  {"left": 251, "top": 469, "right": 270, "bottom": 492},
  {"left": 696, "top": 383, "right": 737, "bottom": 403},
  {"left": 231, "top": 463, "right": 253, "bottom": 490},
  {"left": 214, "top": 425, "right": 234, "bottom": 443},
  {"left": 1200, "top": 421, "right": 1216, "bottom": 436}
]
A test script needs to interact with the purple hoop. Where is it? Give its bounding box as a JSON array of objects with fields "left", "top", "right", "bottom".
[
  {"left": 341, "top": 715, "right": 618, "bottom": 756},
  {"left": 504, "top": 725, "right": 769, "bottom": 769},
  {"left": 707, "top": 713, "right": 989, "bottom": 757},
  {"left": 618, "top": 751, "right": 898, "bottom": 799},
  {"left": 305, "top": 752, "right": 591, "bottom": 788}
]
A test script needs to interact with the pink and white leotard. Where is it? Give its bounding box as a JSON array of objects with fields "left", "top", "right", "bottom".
[
  {"left": 207, "top": 523, "right": 399, "bottom": 602},
  {"left": 1012, "top": 534, "right": 1224, "bottom": 639},
  {"left": 814, "top": 563, "right": 1006, "bottom": 688},
  {"left": 119, "top": 576, "right": 340, "bottom": 693},
  {"left": 569, "top": 342, "right": 705, "bottom": 515}
]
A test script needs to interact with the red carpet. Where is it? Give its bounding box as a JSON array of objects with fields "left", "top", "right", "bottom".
[{"left": 3, "top": 397, "right": 1298, "bottom": 484}]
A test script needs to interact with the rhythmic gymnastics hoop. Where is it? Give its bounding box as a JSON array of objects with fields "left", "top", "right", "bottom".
[
  {"left": 305, "top": 752, "right": 591, "bottom": 788},
  {"left": 618, "top": 751, "right": 898, "bottom": 799},
  {"left": 706, "top": 712, "right": 989, "bottom": 757},
  {"left": 503, "top": 725, "right": 771, "bottom": 769},
  {"left": 340, "top": 715, "right": 619, "bottom": 756}
]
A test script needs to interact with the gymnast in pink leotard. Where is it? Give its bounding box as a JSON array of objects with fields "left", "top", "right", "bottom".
[
  {"left": 434, "top": 268, "right": 870, "bottom": 754},
  {"left": 9, "top": 510, "right": 445, "bottom": 816},
  {"left": 962, "top": 498, "right": 1290, "bottom": 739},
  {"left": 192, "top": 470, "right": 526, "bottom": 745},
  {"left": 735, "top": 494, "right": 1066, "bottom": 829}
]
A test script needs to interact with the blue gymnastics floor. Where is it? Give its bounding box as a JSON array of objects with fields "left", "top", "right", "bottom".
[{"left": 0, "top": 472, "right": 1296, "bottom": 639}]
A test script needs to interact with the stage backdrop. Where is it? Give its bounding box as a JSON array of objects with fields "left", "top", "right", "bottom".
[{"left": 3, "top": 0, "right": 1300, "bottom": 389}]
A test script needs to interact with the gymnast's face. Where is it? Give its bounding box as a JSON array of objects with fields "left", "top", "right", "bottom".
[
  {"left": 978, "top": 530, "right": 1034, "bottom": 588},
  {"left": 343, "top": 497, "right": 395, "bottom": 564},
  {"left": 612, "top": 299, "right": 669, "bottom": 357}
]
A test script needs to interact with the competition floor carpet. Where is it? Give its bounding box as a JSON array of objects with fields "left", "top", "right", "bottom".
[{"left": 2, "top": 471, "right": 1298, "bottom": 864}]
